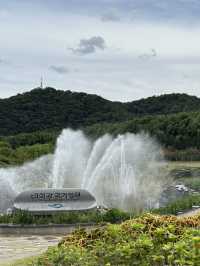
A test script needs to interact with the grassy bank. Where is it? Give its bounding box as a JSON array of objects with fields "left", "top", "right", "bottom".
[
  {"left": 6, "top": 213, "right": 200, "bottom": 266},
  {"left": 34, "top": 213, "right": 200, "bottom": 266},
  {"left": 0, "top": 256, "right": 37, "bottom": 266},
  {"left": 153, "top": 194, "right": 200, "bottom": 215},
  {"left": 1, "top": 197, "right": 199, "bottom": 266}
]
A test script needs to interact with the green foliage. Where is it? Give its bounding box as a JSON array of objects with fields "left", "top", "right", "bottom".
[
  {"left": 0, "top": 87, "right": 129, "bottom": 135},
  {"left": 1, "top": 90, "right": 200, "bottom": 165},
  {"left": 2, "top": 130, "right": 59, "bottom": 149},
  {"left": 126, "top": 93, "right": 200, "bottom": 115},
  {"left": 153, "top": 194, "right": 200, "bottom": 215},
  {"left": 85, "top": 111, "right": 200, "bottom": 152},
  {"left": 1, "top": 196, "right": 199, "bottom": 225},
  {"left": 0, "top": 209, "right": 132, "bottom": 225},
  {"left": 183, "top": 178, "right": 200, "bottom": 191},
  {"left": 14, "top": 143, "right": 53, "bottom": 163},
  {"left": 0, "top": 88, "right": 200, "bottom": 136},
  {"left": 0, "top": 141, "right": 53, "bottom": 166},
  {"left": 35, "top": 213, "right": 200, "bottom": 266},
  {"left": 165, "top": 148, "right": 200, "bottom": 161},
  {"left": 0, "top": 256, "right": 37, "bottom": 266},
  {"left": 0, "top": 130, "right": 56, "bottom": 166}
]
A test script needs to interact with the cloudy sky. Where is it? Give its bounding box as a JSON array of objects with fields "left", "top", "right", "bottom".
[{"left": 1, "top": 0, "right": 200, "bottom": 101}]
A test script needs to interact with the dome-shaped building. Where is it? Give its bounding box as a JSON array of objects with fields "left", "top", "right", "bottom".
[{"left": 14, "top": 188, "right": 97, "bottom": 214}]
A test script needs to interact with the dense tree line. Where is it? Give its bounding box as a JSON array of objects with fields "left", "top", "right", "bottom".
[
  {"left": 0, "top": 88, "right": 128, "bottom": 135},
  {"left": 1, "top": 130, "right": 59, "bottom": 149},
  {"left": 1, "top": 111, "right": 200, "bottom": 165},
  {"left": 126, "top": 93, "right": 200, "bottom": 115},
  {"left": 0, "top": 87, "right": 200, "bottom": 135},
  {"left": 0, "top": 140, "right": 53, "bottom": 166},
  {"left": 4, "top": 110, "right": 200, "bottom": 151},
  {"left": 85, "top": 112, "right": 200, "bottom": 150},
  {"left": 1, "top": 88, "right": 200, "bottom": 164}
]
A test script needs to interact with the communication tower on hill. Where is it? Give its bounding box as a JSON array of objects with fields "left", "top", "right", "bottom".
[{"left": 40, "top": 76, "right": 43, "bottom": 89}]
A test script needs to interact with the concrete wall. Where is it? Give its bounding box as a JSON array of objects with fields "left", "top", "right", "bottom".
[{"left": 0, "top": 223, "right": 98, "bottom": 235}]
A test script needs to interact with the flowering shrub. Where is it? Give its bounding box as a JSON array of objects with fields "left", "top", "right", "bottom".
[{"left": 35, "top": 213, "right": 200, "bottom": 266}]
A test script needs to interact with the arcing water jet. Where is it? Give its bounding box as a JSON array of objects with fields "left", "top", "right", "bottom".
[{"left": 0, "top": 129, "right": 168, "bottom": 213}]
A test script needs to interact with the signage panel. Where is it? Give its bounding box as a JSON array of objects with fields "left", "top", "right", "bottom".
[{"left": 14, "top": 189, "right": 97, "bottom": 213}]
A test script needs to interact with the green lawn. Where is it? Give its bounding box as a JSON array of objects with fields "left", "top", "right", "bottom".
[
  {"left": 167, "top": 161, "right": 200, "bottom": 168},
  {"left": 0, "top": 256, "right": 37, "bottom": 266}
]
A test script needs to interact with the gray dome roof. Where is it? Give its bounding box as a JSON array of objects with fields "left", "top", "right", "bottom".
[{"left": 14, "top": 188, "right": 97, "bottom": 213}]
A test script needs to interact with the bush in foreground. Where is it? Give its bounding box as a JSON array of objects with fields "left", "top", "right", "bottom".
[{"left": 34, "top": 213, "right": 200, "bottom": 266}]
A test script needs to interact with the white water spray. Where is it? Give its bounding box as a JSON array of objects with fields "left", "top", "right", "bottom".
[{"left": 0, "top": 129, "right": 168, "bottom": 212}]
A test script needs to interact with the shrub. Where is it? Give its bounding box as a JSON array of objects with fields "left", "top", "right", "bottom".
[
  {"left": 35, "top": 213, "right": 200, "bottom": 266},
  {"left": 0, "top": 209, "right": 132, "bottom": 225},
  {"left": 153, "top": 194, "right": 200, "bottom": 215}
]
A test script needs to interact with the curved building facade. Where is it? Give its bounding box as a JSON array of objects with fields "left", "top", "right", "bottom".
[{"left": 14, "top": 189, "right": 97, "bottom": 214}]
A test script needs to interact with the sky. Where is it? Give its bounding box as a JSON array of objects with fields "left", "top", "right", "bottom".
[{"left": 1, "top": 0, "right": 200, "bottom": 101}]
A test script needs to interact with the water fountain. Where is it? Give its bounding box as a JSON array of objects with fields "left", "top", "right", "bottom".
[{"left": 0, "top": 129, "right": 168, "bottom": 213}]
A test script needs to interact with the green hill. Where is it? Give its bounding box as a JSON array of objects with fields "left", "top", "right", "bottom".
[
  {"left": 0, "top": 87, "right": 128, "bottom": 135},
  {"left": 0, "top": 87, "right": 200, "bottom": 136},
  {"left": 126, "top": 93, "right": 200, "bottom": 115}
]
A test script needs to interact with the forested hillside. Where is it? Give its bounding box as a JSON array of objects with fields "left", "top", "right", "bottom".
[
  {"left": 126, "top": 93, "right": 200, "bottom": 115},
  {"left": 86, "top": 112, "right": 200, "bottom": 149},
  {"left": 1, "top": 111, "right": 200, "bottom": 165},
  {"left": 85, "top": 112, "right": 200, "bottom": 160},
  {"left": 0, "top": 87, "right": 127, "bottom": 135},
  {"left": 1, "top": 88, "right": 200, "bottom": 165},
  {"left": 0, "top": 87, "right": 200, "bottom": 135}
]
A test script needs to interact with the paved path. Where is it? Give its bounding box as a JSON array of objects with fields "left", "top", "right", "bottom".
[
  {"left": 0, "top": 210, "right": 199, "bottom": 265},
  {"left": 0, "top": 224, "right": 97, "bottom": 265},
  {"left": 0, "top": 235, "right": 62, "bottom": 265},
  {"left": 178, "top": 208, "right": 200, "bottom": 218}
]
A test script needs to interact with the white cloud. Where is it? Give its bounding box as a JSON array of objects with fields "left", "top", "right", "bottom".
[
  {"left": 138, "top": 49, "right": 157, "bottom": 60},
  {"left": 101, "top": 9, "right": 121, "bottom": 22},
  {"left": 69, "top": 36, "right": 106, "bottom": 55},
  {"left": 0, "top": 1, "right": 200, "bottom": 101},
  {"left": 49, "top": 65, "right": 69, "bottom": 74}
]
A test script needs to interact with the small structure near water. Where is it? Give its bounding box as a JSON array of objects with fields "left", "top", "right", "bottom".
[{"left": 14, "top": 189, "right": 97, "bottom": 214}]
